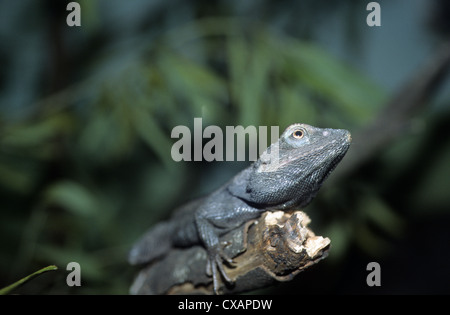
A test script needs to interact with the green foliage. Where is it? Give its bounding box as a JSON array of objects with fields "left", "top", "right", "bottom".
[{"left": 0, "top": 5, "right": 448, "bottom": 294}]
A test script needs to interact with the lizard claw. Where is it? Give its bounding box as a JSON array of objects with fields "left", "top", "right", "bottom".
[{"left": 205, "top": 245, "right": 235, "bottom": 294}]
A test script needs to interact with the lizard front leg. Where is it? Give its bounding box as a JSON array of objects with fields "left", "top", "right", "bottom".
[{"left": 195, "top": 216, "right": 235, "bottom": 294}]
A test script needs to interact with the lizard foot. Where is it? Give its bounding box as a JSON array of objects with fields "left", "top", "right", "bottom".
[{"left": 205, "top": 244, "right": 235, "bottom": 294}]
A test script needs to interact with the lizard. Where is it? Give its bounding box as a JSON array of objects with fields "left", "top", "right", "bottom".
[{"left": 128, "top": 123, "right": 351, "bottom": 294}]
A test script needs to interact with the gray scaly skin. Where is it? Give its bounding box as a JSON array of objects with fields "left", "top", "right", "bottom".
[{"left": 129, "top": 123, "right": 351, "bottom": 294}]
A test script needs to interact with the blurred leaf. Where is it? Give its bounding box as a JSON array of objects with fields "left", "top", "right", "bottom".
[
  {"left": 1, "top": 113, "right": 74, "bottom": 149},
  {"left": 158, "top": 52, "right": 227, "bottom": 107},
  {"left": 361, "top": 194, "right": 405, "bottom": 238},
  {"left": 131, "top": 105, "right": 173, "bottom": 168},
  {"left": 43, "top": 181, "right": 98, "bottom": 217},
  {"left": 277, "top": 85, "right": 317, "bottom": 125},
  {"left": 78, "top": 107, "right": 134, "bottom": 162},
  {"left": 413, "top": 142, "right": 450, "bottom": 214},
  {"left": 0, "top": 159, "right": 38, "bottom": 194},
  {"left": 228, "top": 34, "right": 272, "bottom": 125},
  {"left": 78, "top": 0, "right": 100, "bottom": 31},
  {"left": 279, "top": 39, "right": 386, "bottom": 125},
  {"left": 323, "top": 221, "right": 352, "bottom": 262},
  {"left": 354, "top": 224, "right": 391, "bottom": 256}
]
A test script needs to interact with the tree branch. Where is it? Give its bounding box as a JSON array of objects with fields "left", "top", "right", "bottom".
[
  {"left": 329, "top": 41, "right": 450, "bottom": 184},
  {"left": 130, "top": 211, "right": 330, "bottom": 295}
]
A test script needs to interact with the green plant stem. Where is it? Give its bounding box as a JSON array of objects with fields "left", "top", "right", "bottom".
[{"left": 0, "top": 265, "right": 58, "bottom": 295}]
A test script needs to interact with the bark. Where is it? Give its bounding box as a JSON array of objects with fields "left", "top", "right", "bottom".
[{"left": 130, "top": 211, "right": 330, "bottom": 295}]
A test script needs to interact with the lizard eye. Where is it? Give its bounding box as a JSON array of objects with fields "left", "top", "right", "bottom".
[{"left": 292, "top": 129, "right": 304, "bottom": 139}]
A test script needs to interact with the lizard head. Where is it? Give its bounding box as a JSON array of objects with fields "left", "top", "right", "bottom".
[
  {"left": 229, "top": 123, "right": 351, "bottom": 210},
  {"left": 258, "top": 123, "right": 351, "bottom": 173}
]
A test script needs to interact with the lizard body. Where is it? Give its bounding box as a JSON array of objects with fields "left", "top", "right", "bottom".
[{"left": 129, "top": 123, "right": 351, "bottom": 293}]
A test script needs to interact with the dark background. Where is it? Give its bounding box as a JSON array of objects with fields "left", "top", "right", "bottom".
[{"left": 0, "top": 0, "right": 449, "bottom": 294}]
